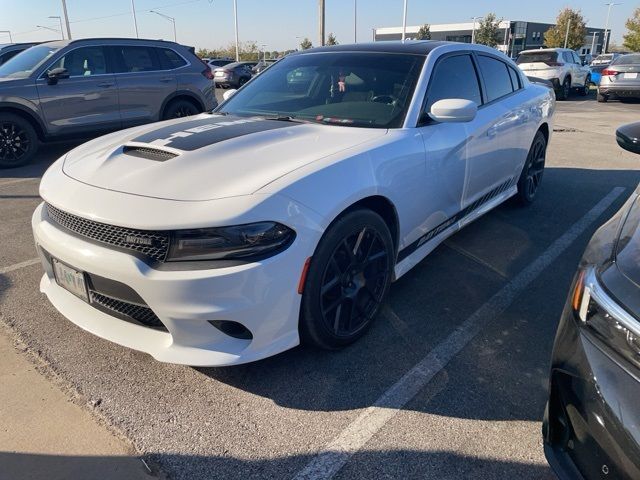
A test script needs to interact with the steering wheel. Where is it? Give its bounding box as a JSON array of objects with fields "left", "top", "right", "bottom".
[{"left": 371, "top": 95, "right": 398, "bottom": 105}]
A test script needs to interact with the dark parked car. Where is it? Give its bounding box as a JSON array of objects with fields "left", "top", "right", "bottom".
[
  {"left": 206, "top": 58, "right": 234, "bottom": 70},
  {"left": 252, "top": 58, "right": 277, "bottom": 75},
  {"left": 0, "top": 42, "right": 40, "bottom": 65},
  {"left": 543, "top": 121, "right": 640, "bottom": 480},
  {"left": 213, "top": 61, "right": 255, "bottom": 88},
  {"left": 0, "top": 37, "right": 216, "bottom": 167}
]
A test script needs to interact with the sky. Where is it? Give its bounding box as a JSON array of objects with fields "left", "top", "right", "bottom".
[{"left": 0, "top": 0, "right": 636, "bottom": 51}]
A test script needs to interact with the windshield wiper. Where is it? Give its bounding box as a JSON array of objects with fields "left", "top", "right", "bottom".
[{"left": 263, "top": 115, "right": 307, "bottom": 123}]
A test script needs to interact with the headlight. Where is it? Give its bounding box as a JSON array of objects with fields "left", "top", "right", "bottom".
[
  {"left": 166, "top": 222, "right": 295, "bottom": 262},
  {"left": 573, "top": 267, "right": 640, "bottom": 369}
]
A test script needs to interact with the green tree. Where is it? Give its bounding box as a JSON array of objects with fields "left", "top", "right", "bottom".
[
  {"left": 475, "top": 13, "right": 501, "bottom": 47},
  {"left": 623, "top": 8, "right": 640, "bottom": 52},
  {"left": 326, "top": 33, "right": 338, "bottom": 45},
  {"left": 300, "top": 37, "right": 313, "bottom": 50},
  {"left": 416, "top": 24, "right": 431, "bottom": 40},
  {"left": 544, "top": 8, "right": 586, "bottom": 50}
]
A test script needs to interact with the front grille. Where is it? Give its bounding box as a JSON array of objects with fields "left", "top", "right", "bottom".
[
  {"left": 122, "top": 145, "right": 177, "bottom": 161},
  {"left": 46, "top": 203, "right": 170, "bottom": 263},
  {"left": 89, "top": 291, "right": 167, "bottom": 330}
]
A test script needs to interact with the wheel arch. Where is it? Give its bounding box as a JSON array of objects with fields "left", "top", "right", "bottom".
[
  {"left": 160, "top": 91, "right": 205, "bottom": 118},
  {"left": 0, "top": 104, "right": 46, "bottom": 141},
  {"left": 537, "top": 122, "right": 550, "bottom": 145}
]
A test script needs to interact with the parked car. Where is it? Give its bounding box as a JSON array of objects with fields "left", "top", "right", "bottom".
[
  {"left": 207, "top": 58, "right": 234, "bottom": 70},
  {"left": 32, "top": 41, "right": 554, "bottom": 366},
  {"left": 252, "top": 58, "right": 277, "bottom": 74},
  {"left": 213, "top": 61, "right": 256, "bottom": 88},
  {"left": 543, "top": 121, "right": 640, "bottom": 480},
  {"left": 517, "top": 48, "right": 590, "bottom": 100},
  {"left": 0, "top": 37, "right": 216, "bottom": 167},
  {"left": 590, "top": 52, "right": 625, "bottom": 66},
  {"left": 597, "top": 53, "right": 640, "bottom": 102},
  {"left": 0, "top": 42, "right": 40, "bottom": 65}
]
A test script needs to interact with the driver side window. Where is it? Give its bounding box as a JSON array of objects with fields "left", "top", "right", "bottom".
[
  {"left": 423, "top": 54, "right": 482, "bottom": 114},
  {"left": 48, "top": 47, "right": 108, "bottom": 77}
]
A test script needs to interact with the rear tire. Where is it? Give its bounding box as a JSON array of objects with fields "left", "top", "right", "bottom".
[
  {"left": 578, "top": 76, "right": 590, "bottom": 96},
  {"left": 300, "top": 209, "right": 394, "bottom": 350},
  {"left": 0, "top": 113, "right": 38, "bottom": 169},
  {"left": 162, "top": 99, "right": 202, "bottom": 120},
  {"left": 556, "top": 77, "right": 570, "bottom": 101},
  {"left": 597, "top": 91, "right": 608, "bottom": 103},
  {"left": 516, "top": 130, "right": 547, "bottom": 205}
]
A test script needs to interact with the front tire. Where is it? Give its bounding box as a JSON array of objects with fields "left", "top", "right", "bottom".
[
  {"left": 300, "top": 209, "right": 394, "bottom": 350},
  {"left": 516, "top": 130, "right": 547, "bottom": 205},
  {"left": 556, "top": 77, "right": 570, "bottom": 101},
  {"left": 0, "top": 113, "right": 38, "bottom": 169},
  {"left": 162, "top": 99, "right": 201, "bottom": 120},
  {"left": 578, "top": 76, "right": 590, "bottom": 96}
]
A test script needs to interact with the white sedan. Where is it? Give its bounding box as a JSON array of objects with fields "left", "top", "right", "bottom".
[{"left": 32, "top": 41, "right": 555, "bottom": 366}]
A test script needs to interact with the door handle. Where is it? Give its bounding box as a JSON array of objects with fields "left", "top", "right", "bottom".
[
  {"left": 97, "top": 82, "right": 114, "bottom": 88},
  {"left": 159, "top": 77, "right": 173, "bottom": 83},
  {"left": 487, "top": 125, "right": 498, "bottom": 138}
]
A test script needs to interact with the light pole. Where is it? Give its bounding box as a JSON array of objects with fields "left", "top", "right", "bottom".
[
  {"left": 470, "top": 16, "right": 481, "bottom": 43},
  {"left": 131, "top": 0, "right": 139, "bottom": 38},
  {"left": 0, "top": 30, "right": 12, "bottom": 42},
  {"left": 563, "top": 17, "right": 571, "bottom": 48},
  {"left": 354, "top": 0, "right": 357, "bottom": 43},
  {"left": 36, "top": 25, "right": 63, "bottom": 40},
  {"left": 603, "top": 2, "right": 622, "bottom": 53},
  {"left": 401, "top": 0, "right": 408, "bottom": 42},
  {"left": 60, "top": 0, "right": 71, "bottom": 39},
  {"left": 261, "top": 43, "right": 267, "bottom": 61},
  {"left": 150, "top": 10, "right": 177, "bottom": 42},
  {"left": 48, "top": 16, "right": 64, "bottom": 39}
]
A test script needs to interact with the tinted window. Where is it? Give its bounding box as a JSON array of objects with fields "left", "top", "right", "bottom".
[
  {"left": 562, "top": 52, "right": 573, "bottom": 64},
  {"left": 612, "top": 54, "right": 640, "bottom": 65},
  {"left": 0, "top": 49, "right": 20, "bottom": 65},
  {"left": 517, "top": 51, "right": 558, "bottom": 64},
  {"left": 157, "top": 48, "right": 187, "bottom": 69},
  {"left": 424, "top": 54, "right": 482, "bottom": 112},
  {"left": 0, "top": 44, "right": 60, "bottom": 79},
  {"left": 571, "top": 52, "right": 581, "bottom": 64},
  {"left": 49, "top": 46, "right": 109, "bottom": 76},
  {"left": 477, "top": 55, "right": 513, "bottom": 102},
  {"left": 508, "top": 66, "right": 521, "bottom": 90},
  {"left": 113, "top": 46, "right": 160, "bottom": 72}
]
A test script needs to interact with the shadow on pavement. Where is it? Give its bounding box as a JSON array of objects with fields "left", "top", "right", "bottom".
[
  {"left": 0, "top": 449, "right": 554, "bottom": 480},
  {"left": 0, "top": 141, "right": 80, "bottom": 180}
]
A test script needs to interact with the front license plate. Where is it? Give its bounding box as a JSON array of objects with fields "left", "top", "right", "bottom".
[
  {"left": 623, "top": 73, "right": 638, "bottom": 79},
  {"left": 52, "top": 258, "right": 89, "bottom": 303}
]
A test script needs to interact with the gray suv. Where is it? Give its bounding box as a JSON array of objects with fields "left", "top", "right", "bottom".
[{"left": 0, "top": 38, "right": 216, "bottom": 167}]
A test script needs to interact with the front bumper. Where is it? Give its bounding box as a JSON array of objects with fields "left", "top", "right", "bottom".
[
  {"left": 543, "top": 280, "right": 640, "bottom": 480},
  {"left": 32, "top": 202, "right": 314, "bottom": 366}
]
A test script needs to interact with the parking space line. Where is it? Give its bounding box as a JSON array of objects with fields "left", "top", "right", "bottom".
[
  {"left": 0, "top": 258, "right": 40, "bottom": 275},
  {"left": 0, "top": 178, "right": 38, "bottom": 189},
  {"left": 293, "top": 186, "right": 626, "bottom": 480}
]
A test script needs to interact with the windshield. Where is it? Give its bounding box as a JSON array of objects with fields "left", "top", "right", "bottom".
[
  {"left": 516, "top": 52, "right": 558, "bottom": 65},
  {"left": 0, "top": 44, "right": 60, "bottom": 79},
  {"left": 218, "top": 52, "right": 425, "bottom": 128},
  {"left": 612, "top": 54, "right": 640, "bottom": 66}
]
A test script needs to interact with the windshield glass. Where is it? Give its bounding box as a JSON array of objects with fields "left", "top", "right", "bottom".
[
  {"left": 516, "top": 52, "right": 558, "bottom": 64},
  {"left": 0, "top": 44, "right": 60, "bottom": 79},
  {"left": 218, "top": 52, "right": 425, "bottom": 128},
  {"left": 612, "top": 54, "right": 640, "bottom": 65}
]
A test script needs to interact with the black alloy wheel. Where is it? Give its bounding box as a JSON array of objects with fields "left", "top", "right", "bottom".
[
  {"left": 0, "top": 114, "right": 37, "bottom": 168},
  {"left": 516, "top": 130, "right": 547, "bottom": 205},
  {"left": 557, "top": 77, "right": 571, "bottom": 101},
  {"left": 162, "top": 99, "right": 201, "bottom": 120},
  {"left": 300, "top": 210, "right": 394, "bottom": 349},
  {"left": 578, "top": 76, "right": 590, "bottom": 96}
]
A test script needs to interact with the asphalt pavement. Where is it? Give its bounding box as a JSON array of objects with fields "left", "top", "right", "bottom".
[{"left": 1, "top": 91, "right": 639, "bottom": 480}]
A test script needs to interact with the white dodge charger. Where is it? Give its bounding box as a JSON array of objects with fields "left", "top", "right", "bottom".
[{"left": 32, "top": 41, "right": 555, "bottom": 366}]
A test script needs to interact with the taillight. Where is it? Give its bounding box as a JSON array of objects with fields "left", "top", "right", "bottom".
[
  {"left": 601, "top": 69, "right": 618, "bottom": 77},
  {"left": 202, "top": 67, "right": 214, "bottom": 80}
]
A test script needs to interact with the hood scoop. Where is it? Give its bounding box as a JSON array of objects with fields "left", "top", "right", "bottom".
[{"left": 122, "top": 145, "right": 178, "bottom": 162}]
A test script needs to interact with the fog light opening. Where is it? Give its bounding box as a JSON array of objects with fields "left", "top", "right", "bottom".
[{"left": 208, "top": 320, "right": 253, "bottom": 340}]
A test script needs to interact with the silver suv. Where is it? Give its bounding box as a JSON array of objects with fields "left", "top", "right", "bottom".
[{"left": 0, "top": 38, "right": 216, "bottom": 167}]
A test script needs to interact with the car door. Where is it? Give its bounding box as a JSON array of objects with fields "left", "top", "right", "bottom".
[
  {"left": 35, "top": 46, "right": 121, "bottom": 136},
  {"left": 416, "top": 52, "right": 487, "bottom": 234},
  {"left": 110, "top": 45, "right": 177, "bottom": 126},
  {"left": 572, "top": 51, "right": 589, "bottom": 85}
]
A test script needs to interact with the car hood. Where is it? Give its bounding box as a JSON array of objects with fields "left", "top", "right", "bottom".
[{"left": 62, "top": 114, "right": 387, "bottom": 201}]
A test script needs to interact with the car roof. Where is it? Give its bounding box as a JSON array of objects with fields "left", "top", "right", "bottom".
[
  {"left": 293, "top": 40, "right": 454, "bottom": 56},
  {"left": 39, "top": 38, "right": 186, "bottom": 49},
  {"left": 519, "top": 48, "right": 569, "bottom": 54}
]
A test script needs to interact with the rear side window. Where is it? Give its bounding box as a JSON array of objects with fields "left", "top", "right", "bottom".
[
  {"left": 508, "top": 66, "right": 521, "bottom": 91},
  {"left": 49, "top": 46, "right": 109, "bottom": 76},
  {"left": 517, "top": 52, "right": 558, "bottom": 65},
  {"left": 112, "top": 46, "right": 160, "bottom": 73},
  {"left": 157, "top": 48, "right": 187, "bottom": 69},
  {"left": 476, "top": 55, "right": 513, "bottom": 103},
  {"left": 424, "top": 54, "right": 482, "bottom": 112}
]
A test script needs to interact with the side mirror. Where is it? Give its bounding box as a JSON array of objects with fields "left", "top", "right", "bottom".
[
  {"left": 429, "top": 99, "right": 477, "bottom": 123},
  {"left": 222, "top": 89, "right": 237, "bottom": 101},
  {"left": 616, "top": 122, "right": 640, "bottom": 155},
  {"left": 46, "top": 67, "right": 69, "bottom": 85}
]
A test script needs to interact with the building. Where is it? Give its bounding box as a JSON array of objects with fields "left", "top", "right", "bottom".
[{"left": 373, "top": 21, "right": 607, "bottom": 58}]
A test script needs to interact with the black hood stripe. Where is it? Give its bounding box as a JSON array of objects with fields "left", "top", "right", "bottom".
[{"left": 131, "top": 115, "right": 298, "bottom": 152}]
